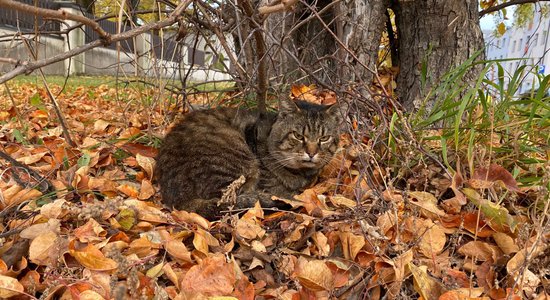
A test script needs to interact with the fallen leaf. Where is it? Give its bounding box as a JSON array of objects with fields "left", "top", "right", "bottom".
[
  {"left": 294, "top": 257, "right": 334, "bottom": 291},
  {"left": 29, "top": 231, "right": 62, "bottom": 266},
  {"left": 408, "top": 263, "right": 447, "bottom": 300},
  {"left": 418, "top": 222, "right": 446, "bottom": 257},
  {"left": 182, "top": 254, "right": 237, "bottom": 295},
  {"left": 470, "top": 164, "right": 520, "bottom": 192},
  {"left": 408, "top": 191, "right": 446, "bottom": 217},
  {"left": 0, "top": 274, "right": 25, "bottom": 298},
  {"left": 69, "top": 241, "right": 118, "bottom": 272},
  {"left": 136, "top": 153, "right": 155, "bottom": 179}
]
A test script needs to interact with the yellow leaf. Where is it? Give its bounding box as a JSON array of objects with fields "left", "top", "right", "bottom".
[
  {"left": 69, "top": 241, "right": 118, "bottom": 271},
  {"left": 146, "top": 262, "right": 165, "bottom": 278},
  {"left": 409, "top": 263, "right": 447, "bottom": 299},
  {"left": 497, "top": 22, "right": 506, "bottom": 35}
]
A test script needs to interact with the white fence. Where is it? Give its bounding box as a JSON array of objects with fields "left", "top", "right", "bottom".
[{"left": 0, "top": 1, "right": 232, "bottom": 82}]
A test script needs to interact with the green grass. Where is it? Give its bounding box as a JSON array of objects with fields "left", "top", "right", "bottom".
[
  {"left": 11, "top": 75, "right": 236, "bottom": 93},
  {"left": 380, "top": 56, "right": 549, "bottom": 192}
]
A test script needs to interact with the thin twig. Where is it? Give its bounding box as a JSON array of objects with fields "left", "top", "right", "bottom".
[
  {"left": 0, "top": 150, "right": 53, "bottom": 194},
  {"left": 479, "top": 0, "right": 550, "bottom": 17}
]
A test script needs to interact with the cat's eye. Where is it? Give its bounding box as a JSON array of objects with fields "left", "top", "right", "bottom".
[
  {"left": 291, "top": 131, "right": 304, "bottom": 140},
  {"left": 319, "top": 136, "right": 331, "bottom": 143}
]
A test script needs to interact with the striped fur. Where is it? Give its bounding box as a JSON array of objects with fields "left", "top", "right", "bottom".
[{"left": 155, "top": 99, "right": 343, "bottom": 219}]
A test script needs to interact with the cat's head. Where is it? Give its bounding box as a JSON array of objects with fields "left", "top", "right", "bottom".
[{"left": 267, "top": 98, "right": 346, "bottom": 170}]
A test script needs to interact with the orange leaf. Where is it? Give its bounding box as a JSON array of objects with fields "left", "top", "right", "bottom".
[
  {"left": 117, "top": 182, "right": 139, "bottom": 198},
  {"left": 182, "top": 254, "right": 237, "bottom": 295},
  {"left": 68, "top": 241, "right": 118, "bottom": 271},
  {"left": 138, "top": 179, "right": 155, "bottom": 200}
]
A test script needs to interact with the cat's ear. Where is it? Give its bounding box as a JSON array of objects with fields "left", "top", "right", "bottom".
[
  {"left": 325, "top": 101, "right": 348, "bottom": 124},
  {"left": 279, "top": 98, "right": 300, "bottom": 115}
]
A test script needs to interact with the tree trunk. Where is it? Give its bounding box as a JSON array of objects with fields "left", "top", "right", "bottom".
[
  {"left": 394, "top": 0, "right": 485, "bottom": 111},
  {"left": 262, "top": 0, "right": 387, "bottom": 88},
  {"left": 339, "top": 0, "right": 389, "bottom": 85}
]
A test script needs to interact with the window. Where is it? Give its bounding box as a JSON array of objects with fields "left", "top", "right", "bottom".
[
  {"left": 519, "top": 39, "right": 523, "bottom": 48},
  {"left": 512, "top": 40, "right": 517, "bottom": 52},
  {"left": 497, "top": 39, "right": 500, "bottom": 47},
  {"left": 534, "top": 34, "right": 539, "bottom": 46},
  {"left": 543, "top": 31, "right": 548, "bottom": 45},
  {"left": 503, "top": 38, "right": 507, "bottom": 47}
]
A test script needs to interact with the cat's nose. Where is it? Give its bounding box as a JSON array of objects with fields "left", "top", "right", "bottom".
[{"left": 303, "top": 152, "right": 317, "bottom": 162}]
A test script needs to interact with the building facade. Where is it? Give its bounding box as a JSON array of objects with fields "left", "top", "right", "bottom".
[{"left": 484, "top": 9, "right": 550, "bottom": 94}]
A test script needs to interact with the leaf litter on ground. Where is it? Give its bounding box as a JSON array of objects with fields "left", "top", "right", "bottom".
[{"left": 0, "top": 82, "right": 548, "bottom": 299}]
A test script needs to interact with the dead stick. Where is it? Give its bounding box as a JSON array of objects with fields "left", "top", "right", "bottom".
[{"left": 0, "top": 150, "right": 53, "bottom": 194}]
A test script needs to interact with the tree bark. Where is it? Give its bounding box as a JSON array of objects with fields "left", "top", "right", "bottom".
[
  {"left": 394, "top": 0, "right": 485, "bottom": 111},
  {"left": 262, "top": 0, "right": 387, "bottom": 89},
  {"left": 339, "top": 0, "right": 389, "bottom": 85}
]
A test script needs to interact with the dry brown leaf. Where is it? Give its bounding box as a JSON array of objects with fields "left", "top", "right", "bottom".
[
  {"left": 117, "top": 182, "right": 140, "bottom": 198},
  {"left": 136, "top": 153, "right": 156, "bottom": 179},
  {"left": 492, "top": 232, "right": 519, "bottom": 255},
  {"left": 138, "top": 178, "right": 155, "bottom": 200},
  {"left": 40, "top": 199, "right": 68, "bottom": 219},
  {"left": 294, "top": 257, "right": 334, "bottom": 291},
  {"left": 20, "top": 219, "right": 61, "bottom": 240},
  {"left": 235, "top": 218, "right": 265, "bottom": 240},
  {"left": 0, "top": 274, "right": 25, "bottom": 298},
  {"left": 164, "top": 240, "right": 193, "bottom": 264},
  {"left": 409, "top": 263, "right": 447, "bottom": 300},
  {"left": 171, "top": 210, "right": 211, "bottom": 230},
  {"left": 93, "top": 119, "right": 110, "bottom": 133},
  {"left": 29, "top": 231, "right": 62, "bottom": 266},
  {"left": 74, "top": 219, "right": 107, "bottom": 243},
  {"left": 408, "top": 191, "right": 446, "bottom": 217},
  {"left": 470, "top": 164, "right": 520, "bottom": 192},
  {"left": 418, "top": 222, "right": 446, "bottom": 257},
  {"left": 182, "top": 254, "right": 237, "bottom": 296},
  {"left": 339, "top": 231, "right": 365, "bottom": 261},
  {"left": 124, "top": 199, "right": 167, "bottom": 223},
  {"left": 458, "top": 241, "right": 503, "bottom": 262}
]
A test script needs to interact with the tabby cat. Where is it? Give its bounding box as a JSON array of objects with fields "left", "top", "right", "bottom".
[{"left": 155, "top": 98, "right": 344, "bottom": 219}]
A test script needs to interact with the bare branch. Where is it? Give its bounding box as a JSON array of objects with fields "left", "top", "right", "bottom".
[
  {"left": 0, "top": 0, "right": 110, "bottom": 42},
  {"left": 479, "top": 0, "right": 550, "bottom": 17},
  {"left": 258, "top": 0, "right": 299, "bottom": 15},
  {"left": 0, "top": 0, "right": 193, "bottom": 84},
  {"left": 0, "top": 57, "right": 19, "bottom": 65},
  {"left": 239, "top": 0, "right": 268, "bottom": 113}
]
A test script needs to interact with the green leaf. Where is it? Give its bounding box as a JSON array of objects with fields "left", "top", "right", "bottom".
[
  {"left": 30, "top": 93, "right": 46, "bottom": 110},
  {"left": 117, "top": 208, "right": 136, "bottom": 231},
  {"left": 77, "top": 152, "right": 91, "bottom": 167},
  {"left": 463, "top": 188, "right": 517, "bottom": 232},
  {"left": 12, "top": 129, "right": 28, "bottom": 145}
]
